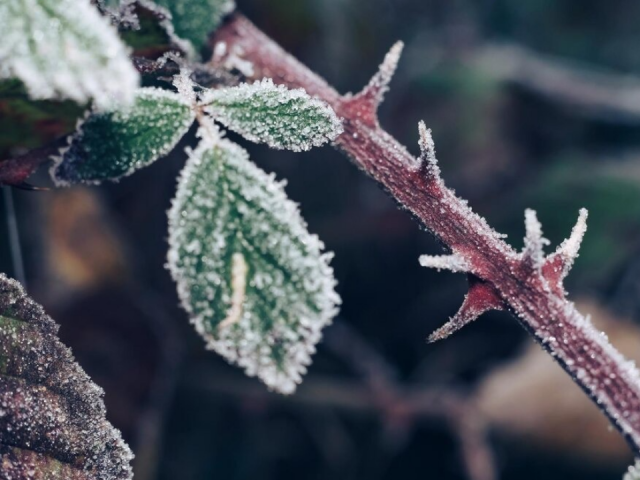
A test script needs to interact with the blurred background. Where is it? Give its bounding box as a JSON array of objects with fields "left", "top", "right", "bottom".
[{"left": 4, "top": 0, "right": 640, "bottom": 479}]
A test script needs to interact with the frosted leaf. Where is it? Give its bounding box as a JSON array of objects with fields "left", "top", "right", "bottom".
[
  {"left": 0, "top": 273, "right": 133, "bottom": 479},
  {"left": 143, "top": 0, "right": 235, "bottom": 55},
  {"left": 201, "top": 78, "right": 344, "bottom": 152},
  {"left": 51, "top": 88, "right": 195, "bottom": 186},
  {"left": 0, "top": 0, "right": 139, "bottom": 109},
  {"left": 167, "top": 135, "right": 341, "bottom": 394},
  {"left": 625, "top": 460, "right": 640, "bottom": 480}
]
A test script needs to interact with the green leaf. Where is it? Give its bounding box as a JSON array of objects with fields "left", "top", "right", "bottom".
[
  {"left": 51, "top": 88, "right": 195, "bottom": 186},
  {"left": 202, "top": 79, "right": 344, "bottom": 152},
  {"left": 0, "top": 0, "right": 139, "bottom": 109},
  {"left": 148, "top": 0, "right": 235, "bottom": 54},
  {"left": 0, "top": 273, "right": 133, "bottom": 479},
  {"left": 167, "top": 133, "right": 340, "bottom": 394}
]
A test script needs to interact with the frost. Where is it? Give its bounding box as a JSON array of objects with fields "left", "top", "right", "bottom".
[
  {"left": 201, "top": 78, "right": 344, "bottom": 152},
  {"left": 418, "top": 121, "right": 442, "bottom": 179},
  {"left": 0, "top": 273, "right": 133, "bottom": 479},
  {"left": 0, "top": 0, "right": 139, "bottom": 109},
  {"left": 142, "top": 0, "right": 235, "bottom": 56},
  {"left": 551, "top": 208, "right": 588, "bottom": 275},
  {"left": 345, "top": 41, "right": 404, "bottom": 116},
  {"left": 167, "top": 133, "right": 341, "bottom": 394},
  {"left": 522, "top": 209, "right": 550, "bottom": 269},
  {"left": 51, "top": 88, "right": 195, "bottom": 186},
  {"left": 625, "top": 460, "right": 640, "bottom": 480},
  {"left": 418, "top": 254, "right": 469, "bottom": 273}
]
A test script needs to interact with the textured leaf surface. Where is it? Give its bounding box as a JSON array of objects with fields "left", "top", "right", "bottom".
[
  {"left": 0, "top": 274, "right": 133, "bottom": 480},
  {"left": 202, "top": 79, "right": 343, "bottom": 152},
  {"left": 0, "top": 0, "right": 139, "bottom": 108},
  {"left": 147, "top": 0, "right": 235, "bottom": 54},
  {"left": 51, "top": 88, "right": 195, "bottom": 186},
  {"left": 167, "top": 135, "right": 340, "bottom": 394}
]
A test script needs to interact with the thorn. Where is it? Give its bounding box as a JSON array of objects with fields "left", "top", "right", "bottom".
[
  {"left": 521, "top": 209, "right": 549, "bottom": 270},
  {"left": 543, "top": 208, "right": 588, "bottom": 287},
  {"left": 342, "top": 41, "right": 404, "bottom": 127},
  {"left": 419, "top": 253, "right": 469, "bottom": 273},
  {"left": 427, "top": 277, "right": 504, "bottom": 343},
  {"left": 418, "top": 121, "right": 441, "bottom": 177}
]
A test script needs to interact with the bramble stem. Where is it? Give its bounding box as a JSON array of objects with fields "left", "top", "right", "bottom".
[{"left": 210, "top": 13, "right": 640, "bottom": 454}]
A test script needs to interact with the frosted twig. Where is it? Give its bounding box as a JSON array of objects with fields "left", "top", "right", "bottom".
[{"left": 210, "top": 14, "right": 640, "bottom": 455}]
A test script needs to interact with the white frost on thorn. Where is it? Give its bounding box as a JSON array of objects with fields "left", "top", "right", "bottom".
[
  {"left": 0, "top": 0, "right": 139, "bottom": 109},
  {"left": 357, "top": 41, "right": 404, "bottom": 107},
  {"left": 522, "top": 209, "right": 550, "bottom": 270},
  {"left": 419, "top": 253, "right": 469, "bottom": 273},
  {"left": 418, "top": 121, "right": 441, "bottom": 178},
  {"left": 553, "top": 208, "right": 588, "bottom": 273}
]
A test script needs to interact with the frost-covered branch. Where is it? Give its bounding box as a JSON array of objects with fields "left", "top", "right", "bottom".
[{"left": 210, "top": 13, "right": 640, "bottom": 455}]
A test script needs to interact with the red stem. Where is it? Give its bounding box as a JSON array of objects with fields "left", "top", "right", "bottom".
[{"left": 211, "top": 13, "right": 640, "bottom": 454}]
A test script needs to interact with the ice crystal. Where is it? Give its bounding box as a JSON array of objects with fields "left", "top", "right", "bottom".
[
  {"left": 202, "top": 78, "right": 344, "bottom": 152},
  {"left": 167, "top": 132, "right": 341, "bottom": 394},
  {"left": 0, "top": 273, "right": 133, "bottom": 479},
  {"left": 0, "top": 0, "right": 139, "bottom": 109},
  {"left": 143, "top": 0, "right": 235, "bottom": 56},
  {"left": 51, "top": 88, "right": 195, "bottom": 186},
  {"left": 625, "top": 460, "right": 640, "bottom": 480}
]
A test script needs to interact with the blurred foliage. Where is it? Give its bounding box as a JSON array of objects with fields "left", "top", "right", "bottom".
[{"left": 0, "top": 80, "right": 83, "bottom": 157}]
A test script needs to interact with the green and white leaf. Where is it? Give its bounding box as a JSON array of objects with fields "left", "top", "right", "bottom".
[
  {"left": 202, "top": 78, "right": 343, "bottom": 152},
  {"left": 142, "top": 0, "right": 235, "bottom": 55},
  {"left": 51, "top": 88, "right": 195, "bottom": 186},
  {"left": 167, "top": 132, "right": 340, "bottom": 394},
  {"left": 0, "top": 0, "right": 139, "bottom": 108}
]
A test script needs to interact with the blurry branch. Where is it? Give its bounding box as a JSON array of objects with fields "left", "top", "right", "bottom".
[
  {"left": 0, "top": 138, "right": 65, "bottom": 187},
  {"left": 210, "top": 13, "right": 640, "bottom": 456},
  {"left": 324, "top": 321, "right": 497, "bottom": 480},
  {"left": 475, "top": 44, "right": 640, "bottom": 124},
  {"left": 186, "top": 361, "right": 496, "bottom": 480},
  {"left": 129, "top": 287, "right": 184, "bottom": 480}
]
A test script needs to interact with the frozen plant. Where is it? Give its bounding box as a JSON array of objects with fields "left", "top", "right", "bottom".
[{"left": 1, "top": 1, "right": 640, "bottom": 479}]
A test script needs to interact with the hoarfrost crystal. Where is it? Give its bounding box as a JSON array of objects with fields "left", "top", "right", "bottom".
[
  {"left": 0, "top": 0, "right": 139, "bottom": 108},
  {"left": 202, "top": 78, "right": 343, "bottom": 152},
  {"left": 167, "top": 133, "right": 340, "bottom": 394}
]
